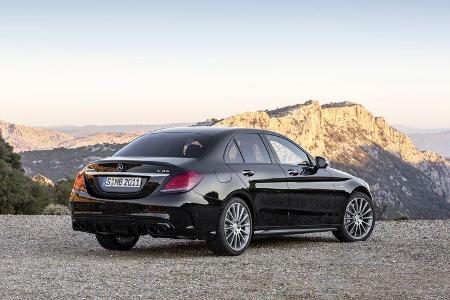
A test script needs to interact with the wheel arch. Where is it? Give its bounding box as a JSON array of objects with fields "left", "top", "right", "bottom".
[
  {"left": 226, "top": 190, "right": 255, "bottom": 224},
  {"left": 351, "top": 186, "right": 372, "bottom": 199}
]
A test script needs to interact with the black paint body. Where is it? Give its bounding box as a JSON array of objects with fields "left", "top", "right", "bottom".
[{"left": 70, "top": 127, "right": 371, "bottom": 239}]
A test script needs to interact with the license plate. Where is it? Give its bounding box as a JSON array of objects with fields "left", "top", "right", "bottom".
[{"left": 105, "top": 177, "right": 142, "bottom": 188}]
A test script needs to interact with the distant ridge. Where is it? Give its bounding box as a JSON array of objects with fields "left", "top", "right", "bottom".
[
  {"left": 46, "top": 123, "right": 192, "bottom": 137},
  {"left": 0, "top": 120, "right": 73, "bottom": 152},
  {"left": 0, "top": 120, "right": 190, "bottom": 152},
  {"left": 409, "top": 131, "right": 450, "bottom": 157},
  {"left": 394, "top": 125, "right": 450, "bottom": 135}
]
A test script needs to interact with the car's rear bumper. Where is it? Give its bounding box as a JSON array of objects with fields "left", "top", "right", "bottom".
[
  {"left": 70, "top": 189, "right": 222, "bottom": 239},
  {"left": 72, "top": 216, "right": 181, "bottom": 237}
]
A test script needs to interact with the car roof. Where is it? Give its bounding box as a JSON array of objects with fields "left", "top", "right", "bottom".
[{"left": 150, "top": 126, "right": 278, "bottom": 136}]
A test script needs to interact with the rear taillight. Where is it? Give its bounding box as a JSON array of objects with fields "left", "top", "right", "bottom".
[
  {"left": 160, "top": 171, "right": 202, "bottom": 193},
  {"left": 73, "top": 170, "right": 87, "bottom": 192}
]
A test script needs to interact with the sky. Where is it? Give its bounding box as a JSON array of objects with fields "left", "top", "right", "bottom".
[{"left": 0, "top": 0, "right": 449, "bottom": 128}]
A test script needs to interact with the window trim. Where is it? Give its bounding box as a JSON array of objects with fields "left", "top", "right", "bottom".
[{"left": 263, "top": 134, "right": 313, "bottom": 167}]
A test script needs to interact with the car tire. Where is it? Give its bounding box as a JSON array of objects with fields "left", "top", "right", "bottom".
[
  {"left": 95, "top": 234, "right": 139, "bottom": 251},
  {"left": 333, "top": 192, "right": 376, "bottom": 242},
  {"left": 206, "top": 197, "right": 253, "bottom": 256}
]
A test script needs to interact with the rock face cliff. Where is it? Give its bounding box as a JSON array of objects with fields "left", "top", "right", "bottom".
[
  {"left": 215, "top": 101, "right": 450, "bottom": 219},
  {"left": 31, "top": 174, "right": 55, "bottom": 187}
]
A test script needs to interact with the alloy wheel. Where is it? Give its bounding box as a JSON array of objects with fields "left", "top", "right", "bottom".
[
  {"left": 224, "top": 203, "right": 251, "bottom": 251},
  {"left": 344, "top": 197, "right": 374, "bottom": 239}
]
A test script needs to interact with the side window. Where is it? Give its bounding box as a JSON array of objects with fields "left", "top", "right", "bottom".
[
  {"left": 224, "top": 140, "right": 244, "bottom": 164},
  {"left": 266, "top": 135, "right": 310, "bottom": 166},
  {"left": 234, "top": 134, "right": 271, "bottom": 164}
]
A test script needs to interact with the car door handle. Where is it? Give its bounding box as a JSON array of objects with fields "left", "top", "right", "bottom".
[
  {"left": 288, "top": 169, "right": 299, "bottom": 176},
  {"left": 242, "top": 170, "right": 255, "bottom": 177}
]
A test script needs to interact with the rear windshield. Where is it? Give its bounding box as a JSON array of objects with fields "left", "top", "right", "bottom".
[{"left": 114, "top": 133, "right": 212, "bottom": 158}]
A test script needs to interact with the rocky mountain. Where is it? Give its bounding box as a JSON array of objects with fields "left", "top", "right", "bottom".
[
  {"left": 408, "top": 131, "right": 450, "bottom": 158},
  {"left": 0, "top": 120, "right": 73, "bottom": 152},
  {"left": 214, "top": 101, "right": 450, "bottom": 219},
  {"left": 19, "top": 101, "right": 450, "bottom": 219},
  {"left": 0, "top": 120, "right": 184, "bottom": 152}
]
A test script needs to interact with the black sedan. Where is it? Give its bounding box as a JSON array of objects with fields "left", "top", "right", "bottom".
[{"left": 70, "top": 127, "right": 375, "bottom": 256}]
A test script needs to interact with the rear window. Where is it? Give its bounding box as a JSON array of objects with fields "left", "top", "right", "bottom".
[{"left": 114, "top": 133, "right": 211, "bottom": 158}]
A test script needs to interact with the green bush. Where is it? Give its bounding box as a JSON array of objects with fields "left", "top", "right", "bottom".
[
  {"left": 394, "top": 215, "right": 409, "bottom": 221},
  {"left": 0, "top": 132, "right": 73, "bottom": 214},
  {"left": 0, "top": 134, "right": 22, "bottom": 170},
  {"left": 42, "top": 203, "right": 70, "bottom": 215},
  {"left": 52, "top": 179, "right": 74, "bottom": 206}
]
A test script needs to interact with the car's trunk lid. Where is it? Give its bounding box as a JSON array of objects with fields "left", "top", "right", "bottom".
[{"left": 84, "top": 157, "right": 194, "bottom": 199}]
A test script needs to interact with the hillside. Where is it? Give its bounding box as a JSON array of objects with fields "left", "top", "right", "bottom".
[
  {"left": 21, "top": 144, "right": 123, "bottom": 181},
  {"left": 215, "top": 101, "right": 450, "bottom": 219},
  {"left": 0, "top": 120, "right": 186, "bottom": 152},
  {"left": 19, "top": 101, "right": 450, "bottom": 219},
  {"left": 0, "top": 120, "right": 137, "bottom": 152},
  {"left": 0, "top": 120, "right": 72, "bottom": 152}
]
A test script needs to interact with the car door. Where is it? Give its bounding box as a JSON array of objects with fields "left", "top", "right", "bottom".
[
  {"left": 226, "top": 133, "right": 289, "bottom": 228},
  {"left": 263, "top": 134, "right": 336, "bottom": 226}
]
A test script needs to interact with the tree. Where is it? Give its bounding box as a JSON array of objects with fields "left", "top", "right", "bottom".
[
  {"left": 0, "top": 132, "right": 55, "bottom": 214},
  {"left": 0, "top": 131, "right": 22, "bottom": 170}
]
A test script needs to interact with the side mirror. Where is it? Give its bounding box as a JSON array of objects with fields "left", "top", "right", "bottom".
[{"left": 315, "top": 156, "right": 329, "bottom": 169}]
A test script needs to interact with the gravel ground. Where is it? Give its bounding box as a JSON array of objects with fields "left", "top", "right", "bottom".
[{"left": 0, "top": 216, "right": 449, "bottom": 299}]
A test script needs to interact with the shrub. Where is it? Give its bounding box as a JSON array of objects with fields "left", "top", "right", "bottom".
[
  {"left": 52, "top": 179, "right": 74, "bottom": 206},
  {"left": 394, "top": 215, "right": 409, "bottom": 221},
  {"left": 0, "top": 132, "right": 75, "bottom": 214},
  {"left": 373, "top": 200, "right": 388, "bottom": 220},
  {"left": 42, "top": 204, "right": 70, "bottom": 215}
]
